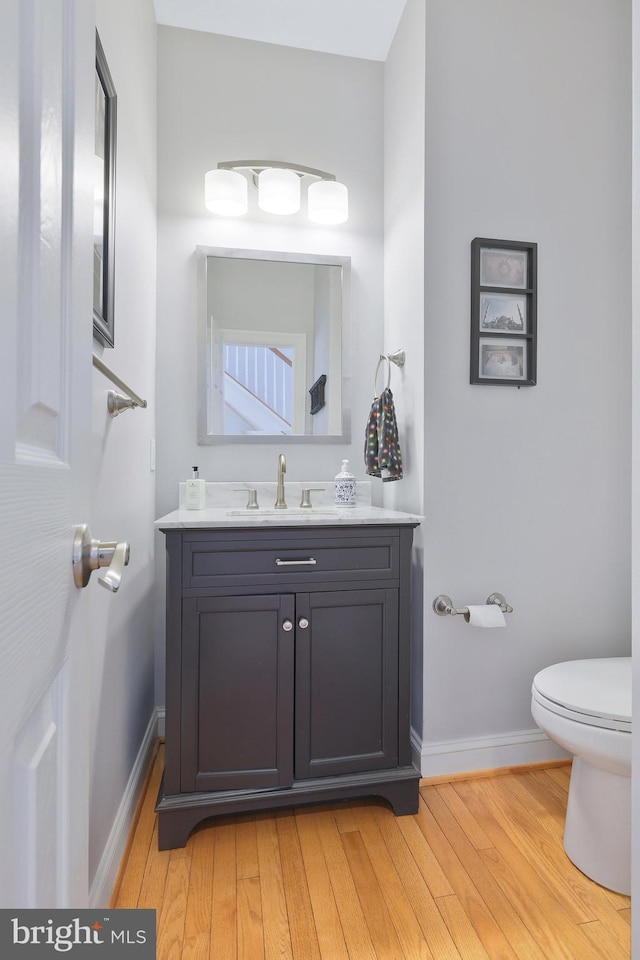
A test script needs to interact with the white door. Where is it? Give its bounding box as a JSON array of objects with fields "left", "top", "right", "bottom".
[{"left": 0, "top": 0, "right": 95, "bottom": 907}]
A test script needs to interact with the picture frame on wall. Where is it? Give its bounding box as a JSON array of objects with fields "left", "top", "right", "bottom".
[
  {"left": 471, "top": 238, "right": 537, "bottom": 386},
  {"left": 479, "top": 247, "right": 528, "bottom": 288},
  {"left": 93, "top": 31, "right": 117, "bottom": 348},
  {"left": 479, "top": 292, "right": 527, "bottom": 334},
  {"left": 477, "top": 337, "right": 527, "bottom": 382}
]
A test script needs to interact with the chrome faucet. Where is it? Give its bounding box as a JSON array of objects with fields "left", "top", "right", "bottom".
[{"left": 275, "top": 453, "right": 287, "bottom": 509}]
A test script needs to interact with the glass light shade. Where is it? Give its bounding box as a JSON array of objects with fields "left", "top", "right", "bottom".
[
  {"left": 308, "top": 180, "right": 349, "bottom": 225},
  {"left": 205, "top": 169, "right": 248, "bottom": 216},
  {"left": 258, "top": 168, "right": 301, "bottom": 215}
]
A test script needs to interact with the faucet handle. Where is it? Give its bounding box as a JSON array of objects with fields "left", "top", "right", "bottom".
[
  {"left": 232, "top": 487, "right": 260, "bottom": 509},
  {"left": 300, "top": 487, "right": 325, "bottom": 509}
]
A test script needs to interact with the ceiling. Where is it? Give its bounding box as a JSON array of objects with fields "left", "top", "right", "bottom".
[{"left": 153, "top": 0, "right": 408, "bottom": 61}]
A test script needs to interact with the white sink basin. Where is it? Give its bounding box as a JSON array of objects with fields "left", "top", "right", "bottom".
[{"left": 226, "top": 508, "right": 339, "bottom": 517}]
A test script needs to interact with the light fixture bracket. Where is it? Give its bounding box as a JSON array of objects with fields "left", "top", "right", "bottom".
[{"left": 217, "top": 160, "right": 337, "bottom": 184}]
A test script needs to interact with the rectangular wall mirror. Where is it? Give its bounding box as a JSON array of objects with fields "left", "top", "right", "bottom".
[
  {"left": 93, "top": 32, "right": 117, "bottom": 348},
  {"left": 197, "top": 247, "right": 351, "bottom": 444}
]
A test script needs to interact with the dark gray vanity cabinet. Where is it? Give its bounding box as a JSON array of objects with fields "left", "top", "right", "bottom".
[{"left": 156, "top": 523, "right": 420, "bottom": 849}]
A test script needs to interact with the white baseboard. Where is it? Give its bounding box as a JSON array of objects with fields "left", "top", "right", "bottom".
[
  {"left": 89, "top": 707, "right": 163, "bottom": 909},
  {"left": 412, "top": 726, "right": 569, "bottom": 778}
]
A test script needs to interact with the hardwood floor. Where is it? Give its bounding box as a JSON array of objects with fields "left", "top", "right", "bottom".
[{"left": 111, "top": 744, "right": 630, "bottom": 959}]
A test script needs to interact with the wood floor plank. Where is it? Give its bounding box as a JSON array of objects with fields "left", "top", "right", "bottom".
[
  {"left": 180, "top": 826, "right": 215, "bottom": 960},
  {"left": 348, "top": 806, "right": 442, "bottom": 960},
  {"left": 578, "top": 919, "right": 630, "bottom": 960},
  {"left": 235, "top": 818, "right": 259, "bottom": 880},
  {"left": 449, "top": 781, "right": 613, "bottom": 960},
  {"left": 546, "top": 764, "right": 572, "bottom": 788},
  {"left": 458, "top": 778, "right": 595, "bottom": 924},
  {"left": 255, "top": 816, "right": 293, "bottom": 960},
  {"left": 423, "top": 785, "right": 544, "bottom": 960},
  {"left": 435, "top": 893, "right": 492, "bottom": 960},
  {"left": 330, "top": 799, "right": 364, "bottom": 834},
  {"left": 524, "top": 768, "right": 574, "bottom": 817},
  {"left": 156, "top": 853, "right": 191, "bottom": 960},
  {"left": 311, "top": 809, "right": 377, "bottom": 960},
  {"left": 500, "top": 772, "right": 632, "bottom": 925},
  {"left": 294, "top": 807, "right": 349, "bottom": 960},
  {"left": 469, "top": 775, "right": 630, "bottom": 922},
  {"left": 137, "top": 818, "right": 171, "bottom": 910},
  {"left": 477, "top": 845, "right": 610, "bottom": 960},
  {"left": 396, "top": 810, "right": 454, "bottom": 898},
  {"left": 340, "top": 827, "right": 407, "bottom": 960},
  {"left": 416, "top": 786, "right": 498, "bottom": 936},
  {"left": 237, "top": 877, "right": 265, "bottom": 960},
  {"left": 432, "top": 780, "right": 493, "bottom": 851},
  {"left": 275, "top": 811, "right": 322, "bottom": 960},
  {"left": 366, "top": 803, "right": 462, "bottom": 960},
  {"left": 210, "top": 821, "right": 238, "bottom": 960}
]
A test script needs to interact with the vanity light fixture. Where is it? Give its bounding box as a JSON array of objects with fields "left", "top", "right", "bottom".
[{"left": 204, "top": 160, "right": 349, "bottom": 224}]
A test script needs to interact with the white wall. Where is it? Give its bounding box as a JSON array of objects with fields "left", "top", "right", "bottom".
[
  {"left": 90, "top": 0, "right": 157, "bottom": 901},
  {"left": 385, "top": 0, "right": 632, "bottom": 774},
  {"left": 383, "top": 0, "right": 426, "bottom": 739},
  {"left": 155, "top": 27, "right": 385, "bottom": 701}
]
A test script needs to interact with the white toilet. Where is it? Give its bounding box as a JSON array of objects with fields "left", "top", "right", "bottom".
[{"left": 531, "top": 657, "right": 631, "bottom": 895}]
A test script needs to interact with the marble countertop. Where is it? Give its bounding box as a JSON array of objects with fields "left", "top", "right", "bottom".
[
  {"left": 155, "top": 504, "right": 422, "bottom": 529},
  {"left": 156, "top": 480, "right": 422, "bottom": 529}
]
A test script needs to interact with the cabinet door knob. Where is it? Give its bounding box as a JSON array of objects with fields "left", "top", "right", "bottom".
[
  {"left": 298, "top": 618, "right": 309, "bottom": 629},
  {"left": 282, "top": 620, "right": 294, "bottom": 632}
]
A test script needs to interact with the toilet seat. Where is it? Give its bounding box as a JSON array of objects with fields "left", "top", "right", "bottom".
[{"left": 532, "top": 657, "right": 631, "bottom": 733}]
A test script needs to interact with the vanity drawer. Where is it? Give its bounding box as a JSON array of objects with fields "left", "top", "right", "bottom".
[{"left": 181, "top": 530, "right": 399, "bottom": 590}]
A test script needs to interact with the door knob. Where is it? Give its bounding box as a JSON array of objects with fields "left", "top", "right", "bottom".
[
  {"left": 282, "top": 620, "right": 293, "bottom": 632},
  {"left": 72, "top": 523, "right": 130, "bottom": 593},
  {"left": 298, "top": 618, "right": 309, "bottom": 629}
]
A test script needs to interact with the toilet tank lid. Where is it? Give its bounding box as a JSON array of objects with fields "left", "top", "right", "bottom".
[{"left": 532, "top": 657, "right": 631, "bottom": 724}]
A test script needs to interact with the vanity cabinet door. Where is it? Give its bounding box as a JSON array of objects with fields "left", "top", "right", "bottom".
[
  {"left": 294, "top": 588, "right": 399, "bottom": 780},
  {"left": 181, "top": 594, "right": 295, "bottom": 792}
]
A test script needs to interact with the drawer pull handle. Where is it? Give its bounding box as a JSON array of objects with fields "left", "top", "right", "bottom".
[{"left": 275, "top": 557, "right": 317, "bottom": 566}]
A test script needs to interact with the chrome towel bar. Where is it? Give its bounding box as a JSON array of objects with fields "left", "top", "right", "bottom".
[
  {"left": 93, "top": 353, "right": 148, "bottom": 416},
  {"left": 433, "top": 592, "right": 513, "bottom": 617}
]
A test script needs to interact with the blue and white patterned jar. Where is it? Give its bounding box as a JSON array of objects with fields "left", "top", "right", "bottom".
[{"left": 334, "top": 459, "right": 356, "bottom": 506}]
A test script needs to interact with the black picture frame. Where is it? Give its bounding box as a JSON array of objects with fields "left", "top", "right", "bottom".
[
  {"left": 93, "top": 32, "right": 117, "bottom": 348},
  {"left": 470, "top": 238, "right": 537, "bottom": 386}
]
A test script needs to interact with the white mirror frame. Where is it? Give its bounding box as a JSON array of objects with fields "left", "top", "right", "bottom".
[{"left": 196, "top": 246, "right": 351, "bottom": 444}]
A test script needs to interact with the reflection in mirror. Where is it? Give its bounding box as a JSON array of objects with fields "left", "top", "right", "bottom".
[{"left": 197, "top": 247, "right": 350, "bottom": 444}]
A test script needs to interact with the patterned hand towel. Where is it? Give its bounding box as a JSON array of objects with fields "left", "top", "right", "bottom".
[{"left": 364, "top": 387, "right": 403, "bottom": 481}]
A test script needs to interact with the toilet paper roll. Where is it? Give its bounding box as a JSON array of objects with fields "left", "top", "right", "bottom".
[{"left": 466, "top": 604, "right": 506, "bottom": 628}]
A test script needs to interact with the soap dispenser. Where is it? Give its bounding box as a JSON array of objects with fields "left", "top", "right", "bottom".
[
  {"left": 185, "top": 466, "right": 206, "bottom": 510},
  {"left": 334, "top": 459, "right": 356, "bottom": 506}
]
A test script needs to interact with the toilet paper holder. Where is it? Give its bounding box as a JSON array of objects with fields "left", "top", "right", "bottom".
[{"left": 433, "top": 592, "right": 513, "bottom": 619}]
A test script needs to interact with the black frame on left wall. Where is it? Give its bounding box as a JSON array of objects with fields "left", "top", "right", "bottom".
[
  {"left": 93, "top": 31, "right": 117, "bottom": 348},
  {"left": 470, "top": 237, "right": 537, "bottom": 387}
]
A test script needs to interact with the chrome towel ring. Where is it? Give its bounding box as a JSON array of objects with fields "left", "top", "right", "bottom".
[{"left": 373, "top": 349, "right": 405, "bottom": 395}]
